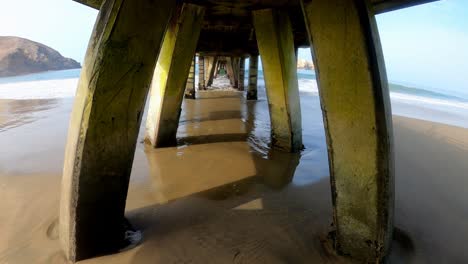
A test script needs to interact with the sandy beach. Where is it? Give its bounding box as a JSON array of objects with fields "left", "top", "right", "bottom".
[{"left": 1, "top": 82, "right": 468, "bottom": 263}]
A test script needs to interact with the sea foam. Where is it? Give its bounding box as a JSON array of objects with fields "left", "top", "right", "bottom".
[
  {"left": 0, "top": 78, "right": 78, "bottom": 100},
  {"left": 1, "top": 74, "right": 467, "bottom": 125},
  {"left": 297, "top": 79, "right": 468, "bottom": 110},
  {"left": 390, "top": 92, "right": 468, "bottom": 110},
  {"left": 1, "top": 76, "right": 466, "bottom": 112}
]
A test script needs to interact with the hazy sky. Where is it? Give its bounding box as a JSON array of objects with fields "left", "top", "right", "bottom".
[
  {"left": 1, "top": 0, "right": 467, "bottom": 93},
  {"left": 377, "top": 0, "right": 468, "bottom": 95}
]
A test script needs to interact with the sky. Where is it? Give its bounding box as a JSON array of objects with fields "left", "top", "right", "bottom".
[
  {"left": 0, "top": 0, "right": 467, "bottom": 95},
  {"left": 376, "top": 0, "right": 468, "bottom": 96}
]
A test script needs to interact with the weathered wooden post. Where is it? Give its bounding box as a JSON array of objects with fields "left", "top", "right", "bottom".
[
  {"left": 253, "top": 9, "right": 302, "bottom": 152},
  {"left": 214, "top": 59, "right": 220, "bottom": 78},
  {"left": 59, "top": 0, "right": 175, "bottom": 261},
  {"left": 301, "top": 0, "right": 394, "bottom": 262},
  {"left": 203, "top": 56, "right": 210, "bottom": 85},
  {"left": 184, "top": 57, "right": 196, "bottom": 99},
  {"left": 198, "top": 55, "right": 205, "bottom": 90},
  {"left": 238, "top": 57, "right": 245, "bottom": 91},
  {"left": 247, "top": 54, "right": 258, "bottom": 100},
  {"left": 207, "top": 56, "right": 218, "bottom": 87},
  {"left": 225, "top": 57, "right": 235, "bottom": 86},
  {"left": 145, "top": 4, "right": 205, "bottom": 148},
  {"left": 231, "top": 56, "right": 240, "bottom": 88}
]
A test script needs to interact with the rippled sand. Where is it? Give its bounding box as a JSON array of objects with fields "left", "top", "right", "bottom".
[{"left": 1, "top": 79, "right": 468, "bottom": 263}]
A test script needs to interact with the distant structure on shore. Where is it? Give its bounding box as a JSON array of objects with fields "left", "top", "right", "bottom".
[
  {"left": 0, "top": 36, "right": 80, "bottom": 77},
  {"left": 297, "top": 58, "right": 314, "bottom": 70}
]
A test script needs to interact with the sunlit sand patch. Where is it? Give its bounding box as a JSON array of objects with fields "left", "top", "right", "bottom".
[{"left": 233, "top": 198, "right": 264, "bottom": 210}]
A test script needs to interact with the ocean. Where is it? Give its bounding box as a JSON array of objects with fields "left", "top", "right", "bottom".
[{"left": 0, "top": 68, "right": 467, "bottom": 128}]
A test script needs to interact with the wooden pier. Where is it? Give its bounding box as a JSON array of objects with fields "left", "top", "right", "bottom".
[{"left": 60, "top": 0, "right": 437, "bottom": 262}]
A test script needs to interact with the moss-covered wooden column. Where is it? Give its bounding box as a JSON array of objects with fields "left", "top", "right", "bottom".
[
  {"left": 252, "top": 9, "right": 302, "bottom": 152},
  {"left": 198, "top": 55, "right": 205, "bottom": 90},
  {"left": 225, "top": 57, "right": 235, "bottom": 86},
  {"left": 247, "top": 54, "right": 258, "bottom": 100},
  {"left": 184, "top": 57, "right": 196, "bottom": 99},
  {"left": 301, "top": 0, "right": 394, "bottom": 262},
  {"left": 59, "top": 0, "right": 175, "bottom": 261},
  {"left": 203, "top": 56, "right": 212, "bottom": 85},
  {"left": 207, "top": 56, "right": 218, "bottom": 87},
  {"left": 238, "top": 57, "right": 245, "bottom": 91},
  {"left": 145, "top": 4, "right": 205, "bottom": 148}
]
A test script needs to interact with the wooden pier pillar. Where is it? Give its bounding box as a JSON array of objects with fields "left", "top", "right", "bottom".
[
  {"left": 247, "top": 55, "right": 258, "bottom": 100},
  {"left": 198, "top": 55, "right": 205, "bottom": 90},
  {"left": 184, "top": 57, "right": 196, "bottom": 99},
  {"left": 226, "top": 57, "right": 235, "bottom": 86},
  {"left": 204, "top": 56, "right": 216, "bottom": 86},
  {"left": 238, "top": 57, "right": 245, "bottom": 91},
  {"left": 59, "top": 0, "right": 175, "bottom": 261},
  {"left": 231, "top": 56, "right": 240, "bottom": 88},
  {"left": 207, "top": 56, "right": 218, "bottom": 87},
  {"left": 214, "top": 60, "right": 220, "bottom": 78},
  {"left": 301, "top": 0, "right": 394, "bottom": 262},
  {"left": 145, "top": 4, "right": 205, "bottom": 148},
  {"left": 203, "top": 56, "right": 210, "bottom": 85},
  {"left": 253, "top": 9, "right": 302, "bottom": 152}
]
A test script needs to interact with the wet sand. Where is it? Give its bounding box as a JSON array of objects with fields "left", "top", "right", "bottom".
[{"left": 1, "top": 80, "right": 468, "bottom": 263}]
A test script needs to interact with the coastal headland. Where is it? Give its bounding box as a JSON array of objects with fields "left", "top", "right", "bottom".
[{"left": 0, "top": 36, "right": 80, "bottom": 77}]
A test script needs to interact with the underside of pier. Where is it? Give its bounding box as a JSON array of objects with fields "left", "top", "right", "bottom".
[{"left": 60, "top": 0, "right": 438, "bottom": 262}]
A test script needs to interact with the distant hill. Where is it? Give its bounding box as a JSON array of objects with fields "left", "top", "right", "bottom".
[{"left": 0, "top": 36, "right": 80, "bottom": 77}]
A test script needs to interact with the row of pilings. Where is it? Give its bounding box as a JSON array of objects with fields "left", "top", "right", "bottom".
[
  {"left": 184, "top": 55, "right": 259, "bottom": 100},
  {"left": 59, "top": 0, "right": 394, "bottom": 263}
]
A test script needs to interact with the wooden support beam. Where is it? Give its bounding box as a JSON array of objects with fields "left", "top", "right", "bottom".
[
  {"left": 247, "top": 55, "right": 258, "bottom": 100},
  {"left": 225, "top": 57, "right": 235, "bottom": 86},
  {"left": 59, "top": 0, "right": 176, "bottom": 261},
  {"left": 373, "top": 0, "right": 439, "bottom": 14},
  {"left": 253, "top": 9, "right": 302, "bottom": 152},
  {"left": 74, "top": 0, "right": 439, "bottom": 15},
  {"left": 231, "top": 56, "right": 240, "bottom": 88},
  {"left": 145, "top": 4, "right": 205, "bottom": 148},
  {"left": 213, "top": 60, "right": 220, "bottom": 78},
  {"left": 238, "top": 57, "right": 245, "bottom": 91},
  {"left": 184, "top": 57, "right": 196, "bottom": 99},
  {"left": 207, "top": 56, "right": 218, "bottom": 87},
  {"left": 198, "top": 55, "right": 205, "bottom": 90},
  {"left": 203, "top": 56, "right": 216, "bottom": 85},
  {"left": 301, "top": 0, "right": 394, "bottom": 262}
]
